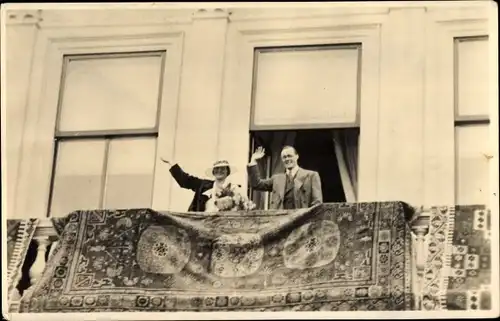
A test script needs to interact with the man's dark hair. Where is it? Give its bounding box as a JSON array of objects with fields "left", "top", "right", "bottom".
[{"left": 281, "top": 145, "right": 298, "bottom": 155}]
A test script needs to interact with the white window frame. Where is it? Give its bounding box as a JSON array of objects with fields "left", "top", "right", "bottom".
[
  {"left": 47, "top": 51, "right": 166, "bottom": 216},
  {"left": 453, "top": 36, "right": 490, "bottom": 206},
  {"left": 250, "top": 44, "right": 362, "bottom": 131},
  {"left": 14, "top": 26, "right": 185, "bottom": 219},
  {"left": 425, "top": 8, "right": 491, "bottom": 206},
  {"left": 248, "top": 42, "right": 362, "bottom": 207},
  {"left": 218, "top": 12, "right": 385, "bottom": 201}
]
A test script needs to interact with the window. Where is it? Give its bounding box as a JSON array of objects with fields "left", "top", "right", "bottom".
[
  {"left": 47, "top": 52, "right": 165, "bottom": 217},
  {"left": 251, "top": 44, "right": 360, "bottom": 130},
  {"left": 249, "top": 45, "right": 361, "bottom": 208},
  {"left": 249, "top": 129, "right": 359, "bottom": 208},
  {"left": 454, "top": 36, "right": 490, "bottom": 206}
]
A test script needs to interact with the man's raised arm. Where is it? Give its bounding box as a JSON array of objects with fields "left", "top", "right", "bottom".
[{"left": 247, "top": 147, "right": 273, "bottom": 192}]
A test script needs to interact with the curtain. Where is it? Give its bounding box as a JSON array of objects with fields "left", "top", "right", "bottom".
[
  {"left": 251, "top": 131, "right": 297, "bottom": 209},
  {"left": 269, "top": 131, "right": 297, "bottom": 176},
  {"left": 332, "top": 129, "right": 359, "bottom": 202}
]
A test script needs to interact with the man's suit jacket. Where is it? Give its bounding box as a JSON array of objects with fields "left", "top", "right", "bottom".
[{"left": 247, "top": 165, "right": 323, "bottom": 210}]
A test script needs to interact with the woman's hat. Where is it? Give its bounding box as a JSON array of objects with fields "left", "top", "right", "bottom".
[{"left": 205, "top": 160, "right": 237, "bottom": 177}]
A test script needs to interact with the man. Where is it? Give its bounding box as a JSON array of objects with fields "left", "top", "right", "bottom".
[{"left": 247, "top": 146, "right": 323, "bottom": 210}]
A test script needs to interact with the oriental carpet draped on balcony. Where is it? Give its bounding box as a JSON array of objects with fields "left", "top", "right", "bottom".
[
  {"left": 19, "top": 202, "right": 414, "bottom": 312},
  {"left": 422, "top": 205, "right": 491, "bottom": 311}
]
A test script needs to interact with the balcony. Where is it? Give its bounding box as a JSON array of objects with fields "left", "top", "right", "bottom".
[{"left": 6, "top": 202, "right": 491, "bottom": 314}]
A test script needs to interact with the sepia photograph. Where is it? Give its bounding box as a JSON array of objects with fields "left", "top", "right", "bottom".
[{"left": 1, "top": 1, "right": 498, "bottom": 320}]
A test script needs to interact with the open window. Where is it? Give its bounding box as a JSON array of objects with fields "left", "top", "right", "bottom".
[
  {"left": 249, "top": 129, "right": 359, "bottom": 209},
  {"left": 248, "top": 44, "right": 361, "bottom": 209}
]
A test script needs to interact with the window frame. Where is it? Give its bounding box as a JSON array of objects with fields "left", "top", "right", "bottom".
[
  {"left": 12, "top": 24, "right": 185, "bottom": 220},
  {"left": 47, "top": 134, "right": 159, "bottom": 217},
  {"left": 249, "top": 43, "right": 363, "bottom": 131},
  {"left": 46, "top": 51, "right": 166, "bottom": 217},
  {"left": 219, "top": 18, "right": 382, "bottom": 202},
  {"left": 453, "top": 35, "right": 491, "bottom": 206},
  {"left": 423, "top": 10, "right": 490, "bottom": 206},
  {"left": 54, "top": 51, "right": 166, "bottom": 136},
  {"left": 453, "top": 35, "right": 490, "bottom": 125},
  {"left": 248, "top": 43, "right": 362, "bottom": 205}
]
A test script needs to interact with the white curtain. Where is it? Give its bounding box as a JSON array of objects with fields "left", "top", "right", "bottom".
[{"left": 332, "top": 129, "right": 359, "bottom": 202}]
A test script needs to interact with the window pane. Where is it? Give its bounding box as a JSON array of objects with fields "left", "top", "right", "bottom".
[
  {"left": 253, "top": 47, "right": 359, "bottom": 127},
  {"left": 456, "top": 125, "right": 490, "bottom": 205},
  {"left": 104, "top": 137, "right": 156, "bottom": 209},
  {"left": 50, "top": 140, "right": 106, "bottom": 217},
  {"left": 456, "top": 38, "right": 489, "bottom": 117},
  {"left": 58, "top": 54, "right": 163, "bottom": 132}
]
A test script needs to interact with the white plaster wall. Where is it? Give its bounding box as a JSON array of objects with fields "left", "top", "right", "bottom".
[
  {"left": 167, "top": 10, "right": 229, "bottom": 212},
  {"left": 3, "top": 10, "right": 40, "bottom": 219},
  {"left": 2, "top": 3, "right": 495, "bottom": 218},
  {"left": 376, "top": 8, "right": 427, "bottom": 205}
]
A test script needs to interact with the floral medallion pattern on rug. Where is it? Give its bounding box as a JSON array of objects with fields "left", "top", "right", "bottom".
[{"left": 20, "top": 202, "right": 413, "bottom": 312}]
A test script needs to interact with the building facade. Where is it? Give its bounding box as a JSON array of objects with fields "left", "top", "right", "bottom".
[{"left": 3, "top": 2, "right": 496, "bottom": 220}]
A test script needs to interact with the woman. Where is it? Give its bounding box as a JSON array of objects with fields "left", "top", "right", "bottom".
[{"left": 161, "top": 158, "right": 255, "bottom": 212}]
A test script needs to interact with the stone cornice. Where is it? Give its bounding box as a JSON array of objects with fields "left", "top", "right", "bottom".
[
  {"left": 191, "top": 8, "right": 230, "bottom": 21},
  {"left": 12, "top": 9, "right": 195, "bottom": 29},
  {"left": 4, "top": 9, "right": 43, "bottom": 26}
]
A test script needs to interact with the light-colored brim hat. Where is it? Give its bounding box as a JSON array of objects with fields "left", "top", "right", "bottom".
[{"left": 205, "top": 160, "right": 237, "bottom": 177}]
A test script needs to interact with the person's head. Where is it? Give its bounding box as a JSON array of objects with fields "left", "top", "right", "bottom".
[
  {"left": 281, "top": 146, "right": 299, "bottom": 170},
  {"left": 210, "top": 160, "right": 232, "bottom": 181}
]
